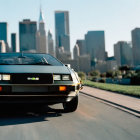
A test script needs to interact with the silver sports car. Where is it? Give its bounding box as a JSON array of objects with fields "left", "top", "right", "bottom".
[{"left": 0, "top": 53, "right": 82, "bottom": 112}]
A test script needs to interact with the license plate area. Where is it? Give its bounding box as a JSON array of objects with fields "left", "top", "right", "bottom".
[{"left": 12, "top": 86, "right": 48, "bottom": 92}]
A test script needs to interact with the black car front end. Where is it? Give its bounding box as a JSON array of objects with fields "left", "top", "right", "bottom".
[{"left": 0, "top": 73, "right": 80, "bottom": 104}]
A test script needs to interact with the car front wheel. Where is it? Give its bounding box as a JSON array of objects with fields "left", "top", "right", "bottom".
[{"left": 63, "top": 95, "right": 78, "bottom": 112}]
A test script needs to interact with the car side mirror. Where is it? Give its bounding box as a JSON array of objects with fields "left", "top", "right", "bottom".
[{"left": 65, "top": 64, "right": 71, "bottom": 68}]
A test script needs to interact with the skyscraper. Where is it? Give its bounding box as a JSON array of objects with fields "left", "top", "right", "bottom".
[
  {"left": 0, "top": 22, "right": 9, "bottom": 52},
  {"left": 11, "top": 33, "right": 17, "bottom": 52},
  {"left": 132, "top": 28, "right": 140, "bottom": 66},
  {"left": 0, "top": 22, "right": 8, "bottom": 43},
  {"left": 73, "top": 44, "right": 80, "bottom": 60},
  {"left": 85, "top": 31, "right": 106, "bottom": 61},
  {"left": 76, "top": 40, "right": 86, "bottom": 56},
  {"left": 48, "top": 30, "right": 55, "bottom": 56},
  {"left": 114, "top": 41, "right": 133, "bottom": 66},
  {"left": 0, "top": 40, "right": 6, "bottom": 53},
  {"left": 19, "top": 19, "right": 37, "bottom": 53},
  {"left": 36, "top": 8, "right": 47, "bottom": 53},
  {"left": 78, "top": 55, "right": 91, "bottom": 73},
  {"left": 55, "top": 11, "right": 70, "bottom": 53}
]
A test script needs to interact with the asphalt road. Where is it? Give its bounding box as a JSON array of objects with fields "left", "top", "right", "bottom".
[{"left": 0, "top": 93, "right": 140, "bottom": 140}]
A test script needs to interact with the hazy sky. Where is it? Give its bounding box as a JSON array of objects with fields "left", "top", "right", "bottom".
[{"left": 0, "top": 0, "right": 140, "bottom": 56}]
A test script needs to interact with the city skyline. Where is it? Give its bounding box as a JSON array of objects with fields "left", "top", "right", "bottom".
[{"left": 1, "top": 0, "right": 140, "bottom": 56}]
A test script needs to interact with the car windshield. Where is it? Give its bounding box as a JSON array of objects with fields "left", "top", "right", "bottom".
[{"left": 0, "top": 53, "right": 63, "bottom": 66}]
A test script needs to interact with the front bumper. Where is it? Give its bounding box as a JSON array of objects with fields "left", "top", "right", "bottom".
[{"left": 0, "top": 85, "right": 80, "bottom": 104}]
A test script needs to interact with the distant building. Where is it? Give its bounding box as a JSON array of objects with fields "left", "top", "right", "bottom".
[
  {"left": 57, "top": 45, "right": 91, "bottom": 73},
  {"left": 106, "top": 57, "right": 118, "bottom": 71},
  {"left": 56, "top": 47, "right": 71, "bottom": 61},
  {"left": 55, "top": 11, "right": 70, "bottom": 53},
  {"left": 36, "top": 8, "right": 47, "bottom": 53},
  {"left": 0, "top": 40, "right": 6, "bottom": 53},
  {"left": 0, "top": 22, "right": 9, "bottom": 52},
  {"left": 61, "top": 55, "right": 91, "bottom": 73},
  {"left": 73, "top": 44, "right": 80, "bottom": 60},
  {"left": 62, "top": 59, "right": 79, "bottom": 72},
  {"left": 85, "top": 31, "right": 106, "bottom": 62},
  {"left": 0, "top": 22, "right": 8, "bottom": 43},
  {"left": 114, "top": 41, "right": 133, "bottom": 66},
  {"left": 95, "top": 61, "right": 107, "bottom": 73},
  {"left": 132, "top": 28, "right": 140, "bottom": 66},
  {"left": 48, "top": 30, "right": 55, "bottom": 57},
  {"left": 19, "top": 19, "right": 37, "bottom": 53},
  {"left": 78, "top": 55, "right": 91, "bottom": 73},
  {"left": 76, "top": 40, "right": 86, "bottom": 55},
  {"left": 105, "top": 51, "right": 108, "bottom": 60},
  {"left": 11, "top": 33, "right": 17, "bottom": 52}
]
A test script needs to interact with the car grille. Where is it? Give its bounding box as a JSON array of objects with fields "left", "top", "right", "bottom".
[{"left": 10, "top": 73, "right": 53, "bottom": 84}]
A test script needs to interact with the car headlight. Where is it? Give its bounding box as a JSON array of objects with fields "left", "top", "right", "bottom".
[
  {"left": 62, "top": 75, "right": 70, "bottom": 81},
  {"left": 53, "top": 75, "right": 61, "bottom": 81},
  {"left": 0, "top": 74, "right": 11, "bottom": 81},
  {"left": 2, "top": 75, "right": 11, "bottom": 81}
]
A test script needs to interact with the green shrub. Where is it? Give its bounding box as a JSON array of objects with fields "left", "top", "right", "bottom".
[
  {"left": 99, "top": 78, "right": 106, "bottom": 83},
  {"left": 78, "top": 72, "right": 86, "bottom": 80},
  {"left": 89, "top": 70, "right": 100, "bottom": 77}
]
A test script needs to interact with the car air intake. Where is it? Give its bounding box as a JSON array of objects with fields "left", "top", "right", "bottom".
[{"left": 11, "top": 73, "right": 53, "bottom": 84}]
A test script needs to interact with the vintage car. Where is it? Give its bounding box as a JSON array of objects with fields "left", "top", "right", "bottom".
[{"left": 0, "top": 53, "right": 82, "bottom": 112}]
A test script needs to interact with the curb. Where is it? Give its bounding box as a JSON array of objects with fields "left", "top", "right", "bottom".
[{"left": 80, "top": 91, "right": 140, "bottom": 118}]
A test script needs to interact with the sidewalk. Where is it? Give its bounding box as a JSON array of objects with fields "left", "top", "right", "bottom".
[{"left": 81, "top": 86, "right": 140, "bottom": 116}]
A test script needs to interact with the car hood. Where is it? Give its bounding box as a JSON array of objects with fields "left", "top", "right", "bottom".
[{"left": 0, "top": 65, "right": 71, "bottom": 74}]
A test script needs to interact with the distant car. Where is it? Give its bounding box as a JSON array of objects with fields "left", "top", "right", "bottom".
[{"left": 0, "top": 53, "right": 82, "bottom": 112}]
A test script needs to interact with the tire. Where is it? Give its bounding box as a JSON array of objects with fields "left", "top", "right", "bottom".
[{"left": 63, "top": 95, "right": 78, "bottom": 113}]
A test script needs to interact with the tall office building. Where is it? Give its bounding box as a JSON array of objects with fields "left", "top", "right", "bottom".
[
  {"left": 73, "top": 44, "right": 80, "bottom": 60},
  {"left": 114, "top": 41, "right": 133, "bottom": 66},
  {"left": 0, "top": 40, "right": 6, "bottom": 53},
  {"left": 76, "top": 40, "right": 86, "bottom": 56},
  {"left": 85, "top": 31, "right": 106, "bottom": 61},
  {"left": 11, "top": 33, "right": 17, "bottom": 52},
  {"left": 56, "top": 46, "right": 71, "bottom": 61},
  {"left": 48, "top": 30, "right": 55, "bottom": 56},
  {"left": 132, "top": 28, "right": 140, "bottom": 66},
  {"left": 0, "top": 22, "right": 8, "bottom": 42},
  {"left": 19, "top": 19, "right": 37, "bottom": 53},
  {"left": 55, "top": 11, "right": 70, "bottom": 53},
  {"left": 36, "top": 8, "right": 47, "bottom": 53},
  {"left": 78, "top": 55, "right": 91, "bottom": 73},
  {"left": 0, "top": 22, "right": 9, "bottom": 52}
]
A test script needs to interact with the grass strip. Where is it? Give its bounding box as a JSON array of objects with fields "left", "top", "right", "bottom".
[{"left": 83, "top": 80, "right": 140, "bottom": 97}]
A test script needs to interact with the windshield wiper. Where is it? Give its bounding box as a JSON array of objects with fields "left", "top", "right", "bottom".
[{"left": 32, "top": 62, "right": 52, "bottom": 65}]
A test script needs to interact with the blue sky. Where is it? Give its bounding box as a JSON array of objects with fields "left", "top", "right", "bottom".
[{"left": 0, "top": 0, "right": 140, "bottom": 56}]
